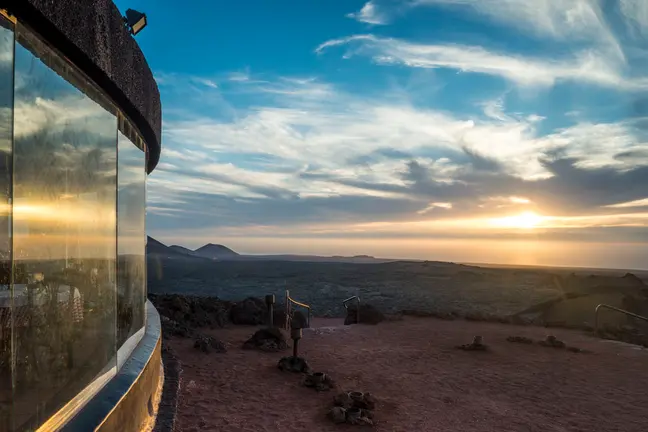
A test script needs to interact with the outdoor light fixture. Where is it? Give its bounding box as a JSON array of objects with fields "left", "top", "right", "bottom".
[{"left": 123, "top": 8, "right": 147, "bottom": 36}]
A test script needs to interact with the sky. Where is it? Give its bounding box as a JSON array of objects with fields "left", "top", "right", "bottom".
[{"left": 115, "top": 0, "right": 648, "bottom": 269}]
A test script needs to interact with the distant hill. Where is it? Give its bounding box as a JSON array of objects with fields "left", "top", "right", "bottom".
[
  {"left": 147, "top": 236, "right": 210, "bottom": 261},
  {"left": 169, "top": 245, "right": 196, "bottom": 256},
  {"left": 147, "top": 236, "right": 174, "bottom": 255},
  {"left": 147, "top": 237, "right": 397, "bottom": 263},
  {"left": 193, "top": 243, "right": 239, "bottom": 259}
]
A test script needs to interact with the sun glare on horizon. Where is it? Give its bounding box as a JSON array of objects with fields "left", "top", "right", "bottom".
[{"left": 490, "top": 211, "right": 545, "bottom": 229}]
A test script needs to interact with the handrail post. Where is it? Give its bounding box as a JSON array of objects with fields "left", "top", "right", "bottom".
[{"left": 285, "top": 290, "right": 290, "bottom": 330}]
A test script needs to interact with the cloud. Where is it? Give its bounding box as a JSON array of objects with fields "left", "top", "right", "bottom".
[
  {"left": 349, "top": 0, "right": 625, "bottom": 62},
  {"left": 620, "top": 0, "right": 648, "bottom": 38},
  {"left": 346, "top": 1, "right": 388, "bottom": 25},
  {"left": 151, "top": 71, "right": 648, "bottom": 244},
  {"left": 315, "top": 34, "right": 644, "bottom": 89},
  {"left": 417, "top": 0, "right": 623, "bottom": 58}
]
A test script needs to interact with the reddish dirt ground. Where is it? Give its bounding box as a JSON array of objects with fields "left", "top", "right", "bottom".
[{"left": 171, "top": 317, "right": 648, "bottom": 432}]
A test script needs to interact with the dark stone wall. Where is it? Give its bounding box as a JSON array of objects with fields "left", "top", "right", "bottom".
[{"left": 1, "top": 0, "right": 162, "bottom": 172}]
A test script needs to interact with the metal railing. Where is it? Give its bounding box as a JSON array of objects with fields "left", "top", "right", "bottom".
[
  {"left": 343, "top": 295, "right": 360, "bottom": 324},
  {"left": 595, "top": 303, "right": 648, "bottom": 333},
  {"left": 285, "top": 290, "right": 312, "bottom": 329}
]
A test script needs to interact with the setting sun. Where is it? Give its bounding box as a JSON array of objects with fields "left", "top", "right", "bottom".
[{"left": 490, "top": 211, "right": 544, "bottom": 229}]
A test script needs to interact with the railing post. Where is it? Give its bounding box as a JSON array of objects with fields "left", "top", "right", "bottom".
[
  {"left": 265, "top": 294, "right": 275, "bottom": 328},
  {"left": 285, "top": 290, "right": 290, "bottom": 330},
  {"left": 356, "top": 296, "right": 360, "bottom": 324}
]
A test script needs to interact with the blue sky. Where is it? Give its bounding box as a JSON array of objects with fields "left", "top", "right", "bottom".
[{"left": 115, "top": 0, "right": 648, "bottom": 267}]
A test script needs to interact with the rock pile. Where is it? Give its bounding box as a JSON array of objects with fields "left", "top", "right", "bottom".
[
  {"left": 344, "top": 303, "right": 386, "bottom": 325},
  {"left": 160, "top": 316, "right": 194, "bottom": 339},
  {"left": 506, "top": 336, "right": 534, "bottom": 344},
  {"left": 230, "top": 297, "right": 267, "bottom": 325},
  {"left": 302, "top": 372, "right": 335, "bottom": 392},
  {"left": 538, "top": 335, "right": 566, "bottom": 348},
  {"left": 150, "top": 294, "right": 232, "bottom": 329},
  {"left": 193, "top": 335, "right": 226, "bottom": 353},
  {"left": 328, "top": 391, "right": 376, "bottom": 426},
  {"left": 456, "top": 335, "right": 488, "bottom": 351},
  {"left": 242, "top": 327, "right": 289, "bottom": 352},
  {"left": 277, "top": 356, "right": 312, "bottom": 373}
]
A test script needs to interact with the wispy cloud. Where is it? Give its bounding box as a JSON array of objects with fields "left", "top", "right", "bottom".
[
  {"left": 620, "top": 0, "right": 648, "bottom": 38},
  {"left": 315, "top": 34, "right": 645, "bottom": 89},
  {"left": 346, "top": 1, "right": 388, "bottom": 25},
  {"left": 151, "top": 71, "right": 648, "bottom": 242},
  {"left": 348, "top": 0, "right": 625, "bottom": 62}
]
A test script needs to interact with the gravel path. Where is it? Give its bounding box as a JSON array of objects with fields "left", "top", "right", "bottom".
[{"left": 171, "top": 318, "right": 648, "bottom": 432}]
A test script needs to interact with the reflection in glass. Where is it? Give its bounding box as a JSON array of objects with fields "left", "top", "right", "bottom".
[
  {"left": 117, "top": 131, "right": 146, "bottom": 354},
  {"left": 12, "top": 25, "right": 117, "bottom": 430},
  {"left": 0, "top": 15, "right": 12, "bottom": 432}
]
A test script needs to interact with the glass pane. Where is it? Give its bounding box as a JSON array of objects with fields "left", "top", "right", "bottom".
[
  {"left": 117, "top": 131, "right": 146, "bottom": 354},
  {"left": 12, "top": 25, "right": 117, "bottom": 430},
  {"left": 0, "top": 16, "right": 13, "bottom": 432}
]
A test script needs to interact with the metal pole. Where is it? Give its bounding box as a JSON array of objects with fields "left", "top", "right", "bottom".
[
  {"left": 285, "top": 290, "right": 290, "bottom": 330},
  {"left": 293, "top": 338, "right": 299, "bottom": 358},
  {"left": 356, "top": 296, "right": 360, "bottom": 324},
  {"left": 265, "top": 294, "right": 275, "bottom": 327},
  {"left": 291, "top": 327, "right": 302, "bottom": 358}
]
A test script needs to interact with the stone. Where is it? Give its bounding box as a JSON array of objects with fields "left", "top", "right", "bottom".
[
  {"left": 150, "top": 294, "right": 233, "bottom": 330},
  {"left": 344, "top": 303, "right": 386, "bottom": 325},
  {"left": 230, "top": 297, "right": 267, "bottom": 325},
  {"left": 331, "top": 391, "right": 376, "bottom": 425},
  {"left": 456, "top": 336, "right": 488, "bottom": 351},
  {"left": 334, "top": 391, "right": 353, "bottom": 409},
  {"left": 277, "top": 356, "right": 312, "bottom": 374},
  {"left": 302, "top": 372, "right": 336, "bottom": 391},
  {"left": 242, "top": 327, "right": 288, "bottom": 352},
  {"left": 506, "top": 336, "right": 534, "bottom": 344},
  {"left": 328, "top": 406, "right": 347, "bottom": 424},
  {"left": 160, "top": 315, "right": 194, "bottom": 339},
  {"left": 538, "top": 335, "right": 566, "bottom": 348},
  {"left": 193, "top": 335, "right": 226, "bottom": 353}
]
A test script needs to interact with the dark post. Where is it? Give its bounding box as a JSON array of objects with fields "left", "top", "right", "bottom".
[
  {"left": 265, "top": 294, "right": 275, "bottom": 327},
  {"left": 291, "top": 327, "right": 302, "bottom": 358}
]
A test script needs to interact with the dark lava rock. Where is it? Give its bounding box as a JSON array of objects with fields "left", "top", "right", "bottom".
[
  {"left": 328, "top": 407, "right": 347, "bottom": 424},
  {"left": 302, "top": 372, "right": 336, "bottom": 391},
  {"left": 160, "top": 316, "right": 194, "bottom": 339},
  {"left": 506, "top": 336, "right": 534, "bottom": 344},
  {"left": 193, "top": 335, "right": 226, "bottom": 353},
  {"left": 230, "top": 297, "right": 267, "bottom": 325},
  {"left": 344, "top": 303, "right": 386, "bottom": 325},
  {"left": 456, "top": 335, "right": 488, "bottom": 351},
  {"left": 538, "top": 335, "right": 566, "bottom": 348},
  {"left": 331, "top": 392, "right": 376, "bottom": 425},
  {"left": 334, "top": 391, "right": 376, "bottom": 411},
  {"left": 242, "top": 327, "right": 288, "bottom": 352},
  {"left": 277, "top": 356, "right": 312, "bottom": 373},
  {"left": 150, "top": 294, "right": 232, "bottom": 329}
]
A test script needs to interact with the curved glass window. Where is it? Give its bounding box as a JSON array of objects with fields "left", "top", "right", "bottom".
[
  {"left": 0, "top": 15, "right": 13, "bottom": 432},
  {"left": 117, "top": 130, "right": 146, "bottom": 363},
  {"left": 0, "top": 15, "right": 149, "bottom": 430},
  {"left": 11, "top": 22, "right": 118, "bottom": 430}
]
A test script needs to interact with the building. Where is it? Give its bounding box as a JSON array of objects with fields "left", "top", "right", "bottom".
[{"left": 0, "top": 1, "right": 163, "bottom": 430}]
